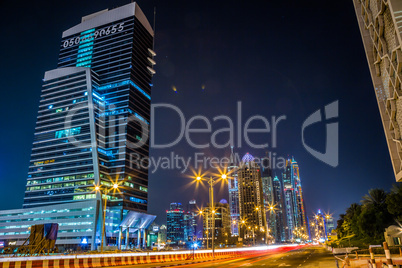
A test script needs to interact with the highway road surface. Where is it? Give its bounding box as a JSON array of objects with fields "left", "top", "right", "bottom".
[{"left": 107, "top": 246, "right": 339, "bottom": 268}]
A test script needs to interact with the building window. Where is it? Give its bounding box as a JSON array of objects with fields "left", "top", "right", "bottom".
[{"left": 55, "top": 127, "right": 81, "bottom": 139}]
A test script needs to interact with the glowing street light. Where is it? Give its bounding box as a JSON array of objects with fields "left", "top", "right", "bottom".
[
  {"left": 192, "top": 171, "right": 228, "bottom": 258},
  {"left": 94, "top": 183, "right": 120, "bottom": 253}
]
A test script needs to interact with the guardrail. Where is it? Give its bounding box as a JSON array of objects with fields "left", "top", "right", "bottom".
[{"left": 0, "top": 245, "right": 301, "bottom": 268}]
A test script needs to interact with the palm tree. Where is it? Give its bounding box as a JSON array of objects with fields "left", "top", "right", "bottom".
[
  {"left": 346, "top": 203, "right": 360, "bottom": 217},
  {"left": 361, "top": 188, "right": 387, "bottom": 206},
  {"left": 390, "top": 184, "right": 402, "bottom": 194}
]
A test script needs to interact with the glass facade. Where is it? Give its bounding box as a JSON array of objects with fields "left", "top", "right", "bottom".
[
  {"left": 0, "top": 200, "right": 97, "bottom": 248},
  {"left": 237, "top": 154, "right": 267, "bottom": 244},
  {"left": 166, "top": 203, "right": 184, "bottom": 244},
  {"left": 23, "top": 3, "right": 155, "bottom": 214},
  {"left": 281, "top": 158, "right": 308, "bottom": 241},
  {"left": 228, "top": 147, "right": 240, "bottom": 236}
]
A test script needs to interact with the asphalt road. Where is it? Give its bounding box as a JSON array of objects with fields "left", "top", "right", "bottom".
[{"left": 111, "top": 246, "right": 339, "bottom": 268}]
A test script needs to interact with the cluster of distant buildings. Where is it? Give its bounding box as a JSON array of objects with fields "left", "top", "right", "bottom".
[{"left": 164, "top": 150, "right": 335, "bottom": 247}]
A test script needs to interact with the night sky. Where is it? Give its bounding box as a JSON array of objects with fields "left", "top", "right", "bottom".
[{"left": 0, "top": 0, "right": 396, "bottom": 225}]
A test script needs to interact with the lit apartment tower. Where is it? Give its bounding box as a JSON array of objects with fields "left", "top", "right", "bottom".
[
  {"left": 202, "top": 200, "right": 231, "bottom": 246},
  {"left": 228, "top": 147, "right": 240, "bottom": 236},
  {"left": 352, "top": 0, "right": 402, "bottom": 182},
  {"left": 282, "top": 158, "right": 308, "bottom": 240},
  {"left": 310, "top": 209, "right": 328, "bottom": 242},
  {"left": 261, "top": 155, "right": 275, "bottom": 242},
  {"left": 292, "top": 160, "right": 308, "bottom": 237},
  {"left": 238, "top": 153, "right": 267, "bottom": 244},
  {"left": 24, "top": 3, "right": 155, "bottom": 211},
  {"left": 272, "top": 176, "right": 286, "bottom": 242},
  {"left": 187, "top": 199, "right": 198, "bottom": 237},
  {"left": 166, "top": 203, "right": 184, "bottom": 244}
]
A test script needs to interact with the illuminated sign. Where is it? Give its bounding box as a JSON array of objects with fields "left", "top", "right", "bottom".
[
  {"left": 153, "top": 226, "right": 159, "bottom": 232},
  {"left": 81, "top": 238, "right": 88, "bottom": 244},
  {"left": 63, "top": 23, "right": 125, "bottom": 48},
  {"left": 34, "top": 159, "right": 55, "bottom": 166},
  {"left": 0, "top": 241, "right": 4, "bottom": 248}
]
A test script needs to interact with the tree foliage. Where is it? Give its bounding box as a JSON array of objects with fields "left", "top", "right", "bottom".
[{"left": 335, "top": 187, "right": 398, "bottom": 248}]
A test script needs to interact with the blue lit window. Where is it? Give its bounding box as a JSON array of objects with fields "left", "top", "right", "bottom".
[
  {"left": 92, "top": 92, "right": 103, "bottom": 100},
  {"left": 77, "top": 56, "right": 92, "bottom": 63},
  {"left": 48, "top": 105, "right": 53, "bottom": 109},
  {"left": 130, "top": 197, "right": 147, "bottom": 204},
  {"left": 78, "top": 43, "right": 93, "bottom": 49},
  {"left": 55, "top": 127, "right": 81, "bottom": 139},
  {"left": 78, "top": 47, "right": 92, "bottom": 54},
  {"left": 76, "top": 61, "right": 92, "bottom": 67},
  {"left": 81, "top": 29, "right": 95, "bottom": 35},
  {"left": 94, "top": 80, "right": 151, "bottom": 100},
  {"left": 77, "top": 52, "right": 93, "bottom": 58}
]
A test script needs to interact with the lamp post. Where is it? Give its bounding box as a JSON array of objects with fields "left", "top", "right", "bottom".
[
  {"left": 94, "top": 183, "right": 119, "bottom": 253},
  {"left": 198, "top": 210, "right": 208, "bottom": 249},
  {"left": 240, "top": 219, "right": 246, "bottom": 245},
  {"left": 254, "top": 207, "right": 260, "bottom": 245},
  {"left": 195, "top": 173, "right": 227, "bottom": 259}
]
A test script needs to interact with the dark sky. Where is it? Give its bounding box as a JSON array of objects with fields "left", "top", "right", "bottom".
[{"left": 0, "top": 0, "right": 396, "bottom": 225}]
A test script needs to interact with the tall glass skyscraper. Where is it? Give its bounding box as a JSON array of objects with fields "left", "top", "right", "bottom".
[
  {"left": 282, "top": 158, "right": 308, "bottom": 241},
  {"left": 24, "top": 3, "right": 155, "bottom": 213},
  {"left": 0, "top": 3, "right": 157, "bottom": 251},
  {"left": 272, "top": 176, "right": 286, "bottom": 242},
  {"left": 228, "top": 147, "right": 240, "bottom": 236},
  {"left": 238, "top": 153, "right": 267, "bottom": 245},
  {"left": 166, "top": 203, "right": 184, "bottom": 244}
]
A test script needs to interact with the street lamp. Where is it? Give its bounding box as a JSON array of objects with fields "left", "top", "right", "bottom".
[
  {"left": 194, "top": 172, "right": 227, "bottom": 258},
  {"left": 94, "top": 183, "right": 119, "bottom": 253}
]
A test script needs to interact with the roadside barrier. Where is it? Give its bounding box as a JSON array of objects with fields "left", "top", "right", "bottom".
[
  {"left": 0, "top": 245, "right": 300, "bottom": 268},
  {"left": 342, "top": 241, "right": 402, "bottom": 267}
]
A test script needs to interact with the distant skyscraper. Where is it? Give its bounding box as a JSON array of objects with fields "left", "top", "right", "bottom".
[
  {"left": 228, "top": 147, "right": 240, "bottom": 236},
  {"left": 261, "top": 154, "right": 275, "bottom": 242},
  {"left": 166, "top": 202, "right": 195, "bottom": 244},
  {"left": 353, "top": 0, "right": 402, "bottom": 181},
  {"left": 310, "top": 209, "right": 331, "bottom": 242},
  {"left": 282, "top": 158, "right": 308, "bottom": 241},
  {"left": 187, "top": 199, "right": 198, "bottom": 237},
  {"left": 238, "top": 153, "right": 267, "bottom": 244},
  {"left": 202, "top": 200, "right": 231, "bottom": 246},
  {"left": 272, "top": 176, "right": 286, "bottom": 242},
  {"left": 158, "top": 225, "right": 167, "bottom": 243},
  {"left": 166, "top": 203, "right": 184, "bottom": 244}
]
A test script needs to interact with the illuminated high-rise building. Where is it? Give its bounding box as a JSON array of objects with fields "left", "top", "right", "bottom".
[
  {"left": 228, "top": 147, "right": 240, "bottom": 236},
  {"left": 272, "top": 176, "right": 286, "bottom": 242},
  {"left": 202, "top": 200, "right": 231, "bottom": 246},
  {"left": 13, "top": 2, "right": 157, "bottom": 250},
  {"left": 238, "top": 153, "right": 267, "bottom": 245},
  {"left": 261, "top": 155, "right": 275, "bottom": 242},
  {"left": 353, "top": 0, "right": 402, "bottom": 181},
  {"left": 24, "top": 2, "right": 155, "bottom": 211},
  {"left": 166, "top": 203, "right": 185, "bottom": 244},
  {"left": 282, "top": 158, "right": 308, "bottom": 241},
  {"left": 310, "top": 209, "right": 333, "bottom": 242},
  {"left": 187, "top": 199, "right": 198, "bottom": 237}
]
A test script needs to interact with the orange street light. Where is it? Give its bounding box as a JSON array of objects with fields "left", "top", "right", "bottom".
[{"left": 94, "top": 184, "right": 119, "bottom": 253}]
